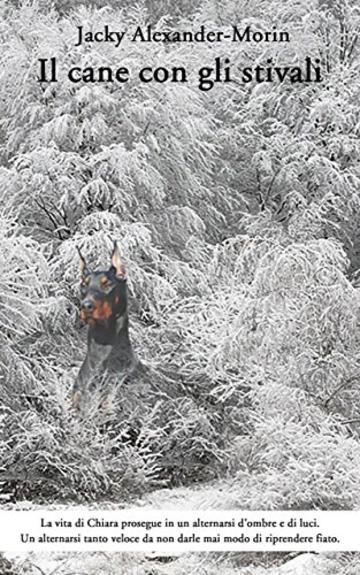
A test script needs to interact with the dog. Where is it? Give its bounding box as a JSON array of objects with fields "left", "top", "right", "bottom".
[{"left": 72, "top": 242, "right": 137, "bottom": 410}]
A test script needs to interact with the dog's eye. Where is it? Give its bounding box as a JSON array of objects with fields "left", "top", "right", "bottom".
[{"left": 101, "top": 276, "right": 111, "bottom": 287}]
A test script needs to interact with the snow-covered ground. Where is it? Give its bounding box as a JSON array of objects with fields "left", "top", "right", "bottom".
[{"left": 2, "top": 550, "right": 343, "bottom": 575}]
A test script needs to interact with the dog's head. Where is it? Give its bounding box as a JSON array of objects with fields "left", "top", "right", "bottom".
[{"left": 77, "top": 242, "right": 127, "bottom": 326}]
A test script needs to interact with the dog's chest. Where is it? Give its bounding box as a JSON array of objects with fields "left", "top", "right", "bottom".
[{"left": 88, "top": 338, "right": 113, "bottom": 370}]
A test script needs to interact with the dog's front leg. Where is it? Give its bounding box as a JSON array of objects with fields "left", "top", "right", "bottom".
[{"left": 72, "top": 352, "right": 93, "bottom": 410}]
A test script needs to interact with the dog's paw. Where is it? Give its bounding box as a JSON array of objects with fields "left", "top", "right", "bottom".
[
  {"left": 100, "top": 394, "right": 115, "bottom": 415},
  {"left": 72, "top": 390, "right": 82, "bottom": 410}
]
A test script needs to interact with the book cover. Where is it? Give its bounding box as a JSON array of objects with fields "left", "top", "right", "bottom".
[{"left": 0, "top": 0, "right": 360, "bottom": 573}]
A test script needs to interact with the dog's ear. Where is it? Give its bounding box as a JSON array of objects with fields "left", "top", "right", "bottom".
[
  {"left": 111, "top": 241, "right": 126, "bottom": 279},
  {"left": 76, "top": 246, "right": 88, "bottom": 277}
]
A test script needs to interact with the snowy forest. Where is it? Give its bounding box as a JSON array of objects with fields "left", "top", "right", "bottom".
[{"left": 1, "top": 0, "right": 360, "bottom": 573}]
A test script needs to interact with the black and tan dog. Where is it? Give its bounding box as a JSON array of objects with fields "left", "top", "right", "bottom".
[{"left": 72, "top": 242, "right": 137, "bottom": 410}]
